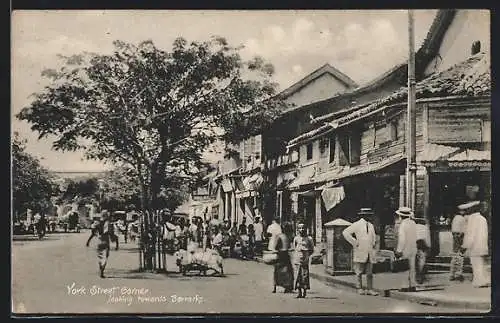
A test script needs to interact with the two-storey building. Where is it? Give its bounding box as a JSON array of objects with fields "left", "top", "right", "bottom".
[{"left": 285, "top": 9, "right": 490, "bottom": 256}]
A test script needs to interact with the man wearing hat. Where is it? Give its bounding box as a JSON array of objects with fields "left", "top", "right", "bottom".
[
  {"left": 395, "top": 207, "right": 418, "bottom": 292},
  {"left": 343, "top": 208, "right": 379, "bottom": 296},
  {"left": 461, "top": 201, "right": 489, "bottom": 288}
]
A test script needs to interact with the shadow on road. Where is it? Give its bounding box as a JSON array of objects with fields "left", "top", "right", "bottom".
[{"left": 12, "top": 235, "right": 64, "bottom": 242}]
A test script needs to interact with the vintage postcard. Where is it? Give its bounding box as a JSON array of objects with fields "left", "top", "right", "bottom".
[{"left": 11, "top": 9, "right": 491, "bottom": 315}]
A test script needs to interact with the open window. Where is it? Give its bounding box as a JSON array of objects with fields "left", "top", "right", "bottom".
[
  {"left": 329, "top": 135, "right": 336, "bottom": 164},
  {"left": 338, "top": 134, "right": 350, "bottom": 166}
]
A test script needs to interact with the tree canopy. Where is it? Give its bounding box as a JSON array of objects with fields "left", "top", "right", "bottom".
[
  {"left": 17, "top": 37, "right": 288, "bottom": 212},
  {"left": 12, "top": 132, "right": 57, "bottom": 216}
]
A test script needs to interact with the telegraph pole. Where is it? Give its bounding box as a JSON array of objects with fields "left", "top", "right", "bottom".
[{"left": 406, "top": 10, "right": 417, "bottom": 212}]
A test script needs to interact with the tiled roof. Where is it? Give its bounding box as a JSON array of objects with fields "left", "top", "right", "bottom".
[
  {"left": 311, "top": 10, "right": 457, "bottom": 126},
  {"left": 333, "top": 53, "right": 489, "bottom": 127},
  {"left": 288, "top": 53, "right": 490, "bottom": 147}
]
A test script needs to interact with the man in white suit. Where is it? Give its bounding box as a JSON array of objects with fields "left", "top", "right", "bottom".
[
  {"left": 343, "top": 208, "right": 379, "bottom": 296},
  {"left": 461, "top": 201, "right": 490, "bottom": 288},
  {"left": 395, "top": 207, "right": 418, "bottom": 292}
]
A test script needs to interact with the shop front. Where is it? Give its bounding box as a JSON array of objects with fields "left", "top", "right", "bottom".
[
  {"left": 286, "top": 163, "right": 319, "bottom": 239},
  {"left": 420, "top": 146, "right": 491, "bottom": 256},
  {"left": 313, "top": 155, "right": 405, "bottom": 251},
  {"left": 427, "top": 169, "right": 490, "bottom": 256},
  {"left": 233, "top": 173, "right": 264, "bottom": 225}
]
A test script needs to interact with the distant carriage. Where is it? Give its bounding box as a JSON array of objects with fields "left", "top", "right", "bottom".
[{"left": 59, "top": 211, "right": 81, "bottom": 232}]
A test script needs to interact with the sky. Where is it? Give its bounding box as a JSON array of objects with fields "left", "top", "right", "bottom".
[{"left": 11, "top": 10, "right": 438, "bottom": 172}]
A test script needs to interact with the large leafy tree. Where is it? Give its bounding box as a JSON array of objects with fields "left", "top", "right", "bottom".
[
  {"left": 17, "top": 37, "right": 287, "bottom": 216},
  {"left": 97, "top": 167, "right": 141, "bottom": 211},
  {"left": 12, "top": 132, "right": 57, "bottom": 218}
]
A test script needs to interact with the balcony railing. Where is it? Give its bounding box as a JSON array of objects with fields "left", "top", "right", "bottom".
[{"left": 264, "top": 151, "right": 299, "bottom": 171}]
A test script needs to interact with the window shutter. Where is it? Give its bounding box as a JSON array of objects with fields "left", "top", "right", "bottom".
[{"left": 349, "top": 132, "right": 361, "bottom": 165}]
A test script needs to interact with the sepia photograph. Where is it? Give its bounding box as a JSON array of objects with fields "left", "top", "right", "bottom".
[{"left": 11, "top": 9, "right": 491, "bottom": 315}]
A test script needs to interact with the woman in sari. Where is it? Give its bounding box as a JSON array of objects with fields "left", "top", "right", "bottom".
[
  {"left": 293, "top": 223, "right": 314, "bottom": 298},
  {"left": 272, "top": 222, "right": 294, "bottom": 294}
]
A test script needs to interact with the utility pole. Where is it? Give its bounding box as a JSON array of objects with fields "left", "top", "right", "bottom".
[{"left": 406, "top": 10, "right": 417, "bottom": 212}]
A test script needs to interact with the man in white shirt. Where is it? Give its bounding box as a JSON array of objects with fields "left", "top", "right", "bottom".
[
  {"left": 395, "top": 207, "right": 418, "bottom": 292},
  {"left": 343, "top": 208, "right": 378, "bottom": 296},
  {"left": 266, "top": 217, "right": 282, "bottom": 251},
  {"left": 450, "top": 207, "right": 467, "bottom": 281},
  {"left": 461, "top": 201, "right": 489, "bottom": 288},
  {"left": 253, "top": 215, "right": 264, "bottom": 255}
]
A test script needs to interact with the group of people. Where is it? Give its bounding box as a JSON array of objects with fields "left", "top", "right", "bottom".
[
  {"left": 161, "top": 213, "right": 267, "bottom": 260},
  {"left": 341, "top": 201, "right": 489, "bottom": 295},
  {"left": 266, "top": 217, "right": 315, "bottom": 299}
]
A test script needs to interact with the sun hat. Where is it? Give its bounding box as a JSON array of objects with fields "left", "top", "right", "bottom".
[
  {"left": 395, "top": 207, "right": 414, "bottom": 218},
  {"left": 457, "top": 200, "right": 480, "bottom": 212}
]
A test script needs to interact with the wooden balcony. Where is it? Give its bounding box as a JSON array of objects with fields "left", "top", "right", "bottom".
[{"left": 264, "top": 151, "right": 299, "bottom": 171}]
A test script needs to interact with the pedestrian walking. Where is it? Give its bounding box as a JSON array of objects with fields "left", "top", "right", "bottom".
[
  {"left": 86, "top": 218, "right": 100, "bottom": 247},
  {"left": 266, "top": 217, "right": 283, "bottom": 251},
  {"left": 461, "top": 201, "right": 490, "bottom": 288},
  {"left": 415, "top": 217, "right": 431, "bottom": 284},
  {"left": 292, "top": 223, "right": 314, "bottom": 298},
  {"left": 342, "top": 208, "right": 379, "bottom": 296},
  {"left": 253, "top": 216, "right": 264, "bottom": 256},
  {"left": 96, "top": 210, "right": 113, "bottom": 278},
  {"left": 272, "top": 222, "right": 294, "bottom": 294},
  {"left": 395, "top": 207, "right": 418, "bottom": 292},
  {"left": 450, "top": 206, "right": 467, "bottom": 281}
]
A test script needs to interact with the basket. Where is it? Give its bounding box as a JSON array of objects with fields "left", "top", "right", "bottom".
[{"left": 262, "top": 250, "right": 278, "bottom": 265}]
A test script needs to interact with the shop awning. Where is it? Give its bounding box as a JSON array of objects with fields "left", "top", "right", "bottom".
[
  {"left": 232, "top": 177, "right": 246, "bottom": 192},
  {"left": 277, "top": 171, "right": 297, "bottom": 189},
  {"left": 298, "top": 189, "right": 316, "bottom": 197},
  {"left": 314, "top": 154, "right": 405, "bottom": 183},
  {"left": 288, "top": 164, "right": 318, "bottom": 190},
  {"left": 236, "top": 173, "right": 264, "bottom": 198},
  {"left": 221, "top": 178, "right": 233, "bottom": 192},
  {"left": 420, "top": 144, "right": 491, "bottom": 168},
  {"left": 419, "top": 143, "right": 461, "bottom": 162},
  {"left": 321, "top": 186, "right": 346, "bottom": 211}
]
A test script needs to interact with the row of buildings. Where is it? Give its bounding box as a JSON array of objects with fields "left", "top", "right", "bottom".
[{"left": 180, "top": 10, "right": 491, "bottom": 257}]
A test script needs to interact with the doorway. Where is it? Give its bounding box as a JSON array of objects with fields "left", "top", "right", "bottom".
[{"left": 428, "top": 171, "right": 489, "bottom": 255}]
